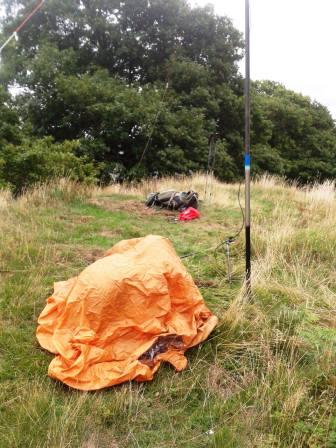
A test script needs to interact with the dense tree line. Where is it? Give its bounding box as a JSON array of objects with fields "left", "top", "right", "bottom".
[{"left": 0, "top": 0, "right": 335, "bottom": 192}]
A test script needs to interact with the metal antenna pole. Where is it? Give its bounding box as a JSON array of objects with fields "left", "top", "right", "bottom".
[{"left": 244, "top": 0, "right": 251, "bottom": 298}]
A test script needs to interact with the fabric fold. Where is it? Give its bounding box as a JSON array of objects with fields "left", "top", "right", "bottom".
[{"left": 37, "top": 235, "right": 218, "bottom": 390}]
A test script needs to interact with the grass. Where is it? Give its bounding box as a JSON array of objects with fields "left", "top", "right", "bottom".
[{"left": 0, "top": 174, "right": 335, "bottom": 447}]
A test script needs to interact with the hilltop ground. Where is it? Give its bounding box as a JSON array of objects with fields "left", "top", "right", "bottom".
[{"left": 0, "top": 174, "right": 335, "bottom": 448}]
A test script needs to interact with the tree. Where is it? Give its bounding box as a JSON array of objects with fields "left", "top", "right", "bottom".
[
  {"left": 251, "top": 81, "right": 336, "bottom": 181},
  {"left": 1, "top": 2, "right": 336, "bottom": 186},
  {"left": 0, "top": 0, "right": 243, "bottom": 87}
]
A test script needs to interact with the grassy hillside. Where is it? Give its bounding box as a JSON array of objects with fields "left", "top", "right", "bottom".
[{"left": 0, "top": 175, "right": 335, "bottom": 448}]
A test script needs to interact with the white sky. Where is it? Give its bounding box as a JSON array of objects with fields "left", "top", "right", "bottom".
[{"left": 191, "top": 0, "right": 336, "bottom": 118}]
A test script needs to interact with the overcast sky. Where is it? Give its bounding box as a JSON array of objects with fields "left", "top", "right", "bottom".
[{"left": 191, "top": 0, "right": 336, "bottom": 119}]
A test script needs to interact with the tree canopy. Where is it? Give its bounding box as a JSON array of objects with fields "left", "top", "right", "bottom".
[{"left": 0, "top": 0, "right": 335, "bottom": 191}]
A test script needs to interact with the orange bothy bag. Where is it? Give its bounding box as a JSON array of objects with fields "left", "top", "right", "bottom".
[{"left": 36, "top": 235, "right": 218, "bottom": 390}]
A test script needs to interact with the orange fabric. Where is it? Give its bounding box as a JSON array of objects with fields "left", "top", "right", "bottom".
[{"left": 36, "top": 235, "right": 218, "bottom": 390}]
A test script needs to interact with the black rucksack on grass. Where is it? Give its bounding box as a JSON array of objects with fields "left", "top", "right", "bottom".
[{"left": 145, "top": 190, "right": 198, "bottom": 211}]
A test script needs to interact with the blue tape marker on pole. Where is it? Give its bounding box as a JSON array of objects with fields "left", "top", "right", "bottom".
[{"left": 244, "top": 0, "right": 251, "bottom": 299}]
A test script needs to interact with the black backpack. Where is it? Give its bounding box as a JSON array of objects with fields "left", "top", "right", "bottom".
[{"left": 145, "top": 190, "right": 198, "bottom": 211}]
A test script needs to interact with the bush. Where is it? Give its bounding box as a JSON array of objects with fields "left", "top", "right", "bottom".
[{"left": 0, "top": 137, "right": 97, "bottom": 194}]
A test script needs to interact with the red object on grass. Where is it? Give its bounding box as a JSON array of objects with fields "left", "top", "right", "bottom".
[{"left": 178, "top": 207, "right": 200, "bottom": 221}]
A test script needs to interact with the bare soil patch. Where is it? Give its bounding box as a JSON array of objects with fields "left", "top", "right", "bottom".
[
  {"left": 99, "top": 229, "right": 123, "bottom": 238},
  {"left": 208, "top": 364, "right": 255, "bottom": 400},
  {"left": 194, "top": 279, "right": 218, "bottom": 288},
  {"left": 90, "top": 198, "right": 177, "bottom": 218},
  {"left": 81, "top": 247, "right": 106, "bottom": 264},
  {"left": 58, "top": 214, "right": 95, "bottom": 224}
]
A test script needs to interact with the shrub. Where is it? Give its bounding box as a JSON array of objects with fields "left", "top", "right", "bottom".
[{"left": 1, "top": 137, "right": 97, "bottom": 194}]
